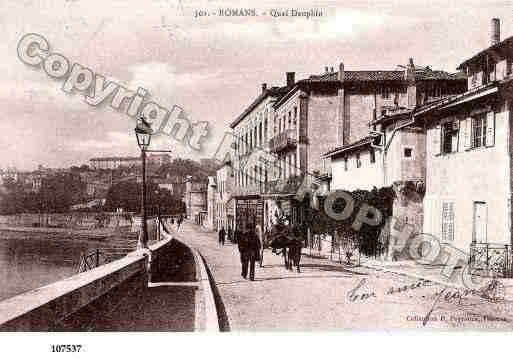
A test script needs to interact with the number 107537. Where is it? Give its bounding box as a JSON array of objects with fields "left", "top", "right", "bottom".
[{"left": 50, "top": 345, "right": 82, "bottom": 353}]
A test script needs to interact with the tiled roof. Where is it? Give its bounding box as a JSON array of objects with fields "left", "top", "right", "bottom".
[
  {"left": 415, "top": 69, "right": 466, "bottom": 80},
  {"left": 307, "top": 69, "right": 465, "bottom": 83},
  {"left": 306, "top": 71, "right": 404, "bottom": 82},
  {"left": 230, "top": 86, "right": 290, "bottom": 129},
  {"left": 324, "top": 136, "right": 373, "bottom": 158}
]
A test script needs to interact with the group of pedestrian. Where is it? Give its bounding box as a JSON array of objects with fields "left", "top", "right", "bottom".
[
  {"left": 218, "top": 226, "right": 234, "bottom": 245},
  {"left": 168, "top": 214, "right": 184, "bottom": 231}
]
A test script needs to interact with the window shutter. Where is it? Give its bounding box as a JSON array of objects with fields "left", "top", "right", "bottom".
[
  {"left": 441, "top": 201, "right": 455, "bottom": 242},
  {"left": 486, "top": 111, "right": 495, "bottom": 147},
  {"left": 433, "top": 125, "right": 441, "bottom": 155},
  {"left": 463, "top": 117, "right": 472, "bottom": 149}
]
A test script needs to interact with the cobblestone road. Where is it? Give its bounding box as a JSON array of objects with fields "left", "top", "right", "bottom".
[{"left": 174, "top": 221, "right": 513, "bottom": 331}]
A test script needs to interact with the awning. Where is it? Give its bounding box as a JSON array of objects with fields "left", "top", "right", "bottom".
[{"left": 260, "top": 193, "right": 296, "bottom": 199}]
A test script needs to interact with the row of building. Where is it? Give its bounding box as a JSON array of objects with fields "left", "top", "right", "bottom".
[
  {"left": 89, "top": 154, "right": 172, "bottom": 170},
  {"left": 194, "top": 18, "right": 513, "bottom": 264}
]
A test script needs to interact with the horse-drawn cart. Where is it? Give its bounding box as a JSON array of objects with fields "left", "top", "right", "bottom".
[{"left": 264, "top": 219, "right": 303, "bottom": 272}]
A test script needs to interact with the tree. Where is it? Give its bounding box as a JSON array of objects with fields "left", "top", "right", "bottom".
[
  {"left": 103, "top": 180, "right": 185, "bottom": 215},
  {"left": 304, "top": 186, "right": 395, "bottom": 259},
  {"left": 103, "top": 181, "right": 141, "bottom": 212},
  {"left": 0, "top": 173, "right": 86, "bottom": 214},
  {"left": 38, "top": 173, "right": 87, "bottom": 212},
  {"left": 156, "top": 158, "right": 216, "bottom": 182}
]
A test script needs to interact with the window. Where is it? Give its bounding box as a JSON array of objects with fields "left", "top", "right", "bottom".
[
  {"left": 507, "top": 59, "right": 513, "bottom": 76},
  {"left": 356, "top": 153, "right": 361, "bottom": 168},
  {"left": 472, "top": 113, "right": 487, "bottom": 148},
  {"left": 293, "top": 106, "right": 298, "bottom": 127},
  {"left": 264, "top": 116, "right": 268, "bottom": 142},
  {"left": 258, "top": 123, "right": 262, "bottom": 147},
  {"left": 471, "top": 112, "right": 487, "bottom": 148},
  {"left": 441, "top": 121, "right": 458, "bottom": 154},
  {"left": 471, "top": 73, "right": 477, "bottom": 87},
  {"left": 288, "top": 111, "right": 292, "bottom": 128},
  {"left": 404, "top": 147, "right": 413, "bottom": 158},
  {"left": 344, "top": 157, "right": 348, "bottom": 171},
  {"left": 370, "top": 148, "right": 376, "bottom": 163},
  {"left": 441, "top": 201, "right": 455, "bottom": 242}
]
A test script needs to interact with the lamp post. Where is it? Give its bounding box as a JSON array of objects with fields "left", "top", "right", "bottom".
[{"left": 135, "top": 116, "right": 153, "bottom": 249}]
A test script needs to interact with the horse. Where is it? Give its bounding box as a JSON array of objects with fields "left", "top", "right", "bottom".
[{"left": 268, "top": 224, "right": 303, "bottom": 272}]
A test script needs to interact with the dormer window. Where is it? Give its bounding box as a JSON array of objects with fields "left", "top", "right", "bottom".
[{"left": 471, "top": 73, "right": 478, "bottom": 87}]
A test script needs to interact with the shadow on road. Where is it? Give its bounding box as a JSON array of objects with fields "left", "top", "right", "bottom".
[
  {"left": 216, "top": 274, "right": 359, "bottom": 286},
  {"left": 300, "top": 263, "right": 367, "bottom": 275},
  {"left": 261, "top": 263, "right": 366, "bottom": 276}
]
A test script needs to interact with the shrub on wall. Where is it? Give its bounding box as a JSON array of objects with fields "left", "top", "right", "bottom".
[{"left": 305, "top": 186, "right": 395, "bottom": 257}]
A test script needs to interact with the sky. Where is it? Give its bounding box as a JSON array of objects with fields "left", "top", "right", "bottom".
[{"left": 1, "top": 0, "right": 512, "bottom": 171}]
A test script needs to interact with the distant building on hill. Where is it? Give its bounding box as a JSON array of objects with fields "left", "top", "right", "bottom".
[
  {"left": 89, "top": 154, "right": 172, "bottom": 170},
  {"left": 90, "top": 156, "right": 141, "bottom": 170},
  {"left": 184, "top": 177, "right": 207, "bottom": 223},
  {"left": 148, "top": 153, "right": 172, "bottom": 167}
]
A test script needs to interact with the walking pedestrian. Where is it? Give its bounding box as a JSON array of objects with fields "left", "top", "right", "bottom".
[
  {"left": 239, "top": 225, "right": 261, "bottom": 281},
  {"left": 218, "top": 226, "right": 226, "bottom": 246},
  {"left": 227, "top": 227, "right": 233, "bottom": 243},
  {"left": 177, "top": 214, "right": 183, "bottom": 230},
  {"left": 237, "top": 227, "right": 248, "bottom": 278}
]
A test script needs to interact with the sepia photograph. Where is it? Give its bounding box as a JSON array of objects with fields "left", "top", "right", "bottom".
[{"left": 1, "top": 0, "right": 513, "bottom": 356}]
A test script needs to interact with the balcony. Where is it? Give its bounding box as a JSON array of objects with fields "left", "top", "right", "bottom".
[
  {"left": 230, "top": 183, "right": 264, "bottom": 198},
  {"left": 269, "top": 129, "right": 297, "bottom": 153},
  {"left": 470, "top": 242, "right": 513, "bottom": 278}
]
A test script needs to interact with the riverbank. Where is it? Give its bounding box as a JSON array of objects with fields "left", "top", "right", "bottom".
[{"left": 0, "top": 225, "right": 133, "bottom": 241}]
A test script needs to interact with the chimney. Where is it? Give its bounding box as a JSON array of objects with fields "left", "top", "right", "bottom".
[
  {"left": 338, "top": 62, "right": 345, "bottom": 82},
  {"left": 405, "top": 57, "right": 415, "bottom": 82},
  {"left": 491, "top": 18, "right": 500, "bottom": 45},
  {"left": 406, "top": 58, "right": 416, "bottom": 107},
  {"left": 261, "top": 83, "right": 267, "bottom": 93},
  {"left": 286, "top": 72, "right": 295, "bottom": 88}
]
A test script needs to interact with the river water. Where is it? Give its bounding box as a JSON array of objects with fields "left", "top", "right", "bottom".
[{"left": 0, "top": 230, "right": 134, "bottom": 301}]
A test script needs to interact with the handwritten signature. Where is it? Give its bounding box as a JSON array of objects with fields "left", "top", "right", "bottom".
[
  {"left": 347, "top": 278, "right": 506, "bottom": 326},
  {"left": 347, "top": 278, "right": 433, "bottom": 302}
]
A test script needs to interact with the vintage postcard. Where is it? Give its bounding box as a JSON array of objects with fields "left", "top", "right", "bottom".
[{"left": 1, "top": 0, "right": 512, "bottom": 356}]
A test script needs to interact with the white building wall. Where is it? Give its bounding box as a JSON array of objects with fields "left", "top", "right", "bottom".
[
  {"left": 385, "top": 128, "right": 426, "bottom": 185},
  {"left": 331, "top": 149, "right": 383, "bottom": 191},
  {"left": 423, "top": 104, "right": 511, "bottom": 252}
]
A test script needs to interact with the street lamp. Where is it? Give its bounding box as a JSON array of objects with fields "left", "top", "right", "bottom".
[{"left": 135, "top": 116, "right": 153, "bottom": 249}]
